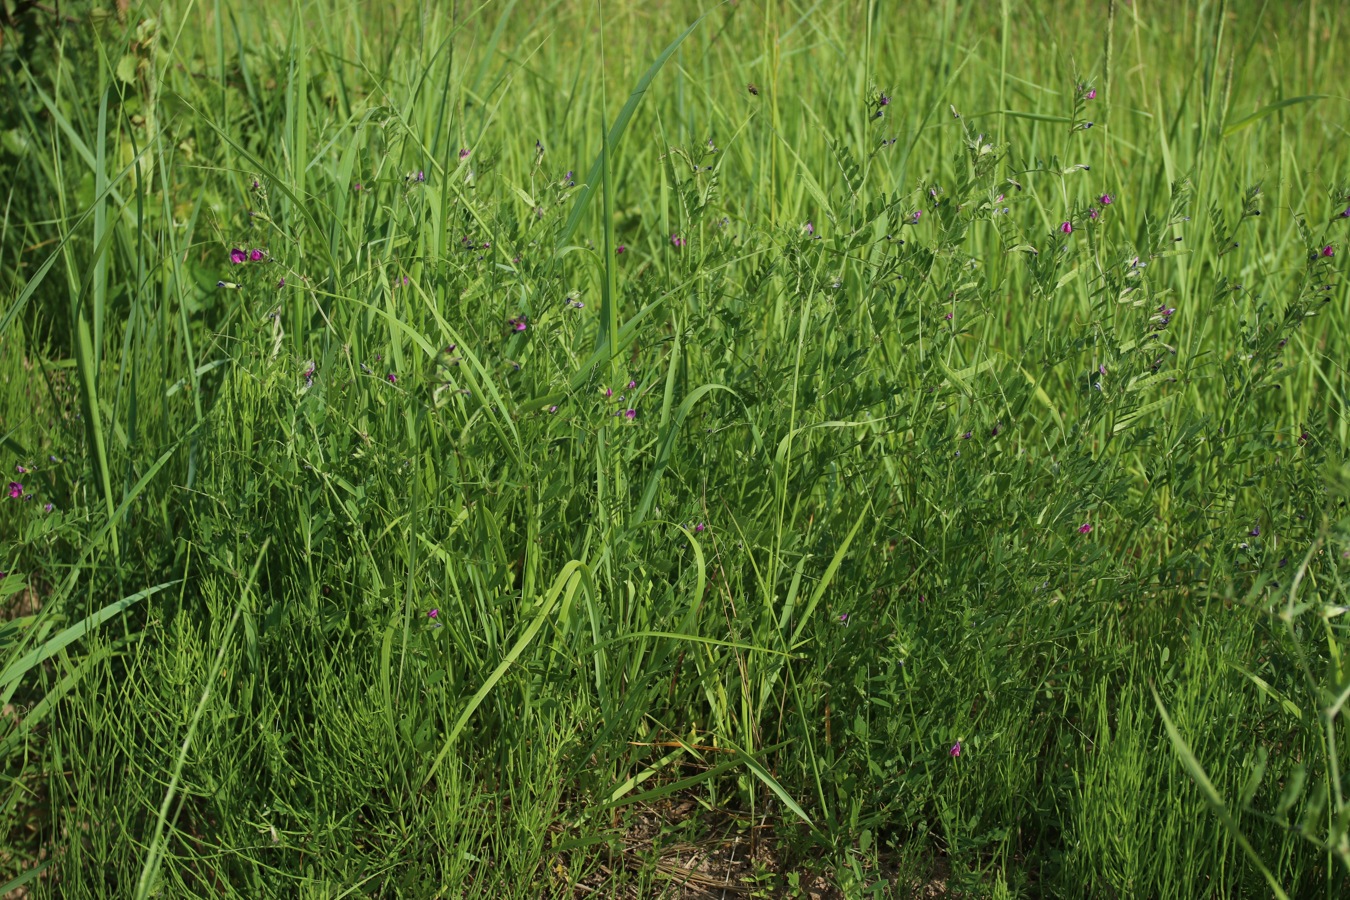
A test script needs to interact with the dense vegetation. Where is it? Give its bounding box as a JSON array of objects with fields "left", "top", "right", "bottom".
[{"left": 2, "top": 0, "right": 1349, "bottom": 896}]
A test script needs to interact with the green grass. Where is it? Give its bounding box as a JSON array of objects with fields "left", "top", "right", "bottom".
[{"left": 1, "top": 0, "right": 1349, "bottom": 896}]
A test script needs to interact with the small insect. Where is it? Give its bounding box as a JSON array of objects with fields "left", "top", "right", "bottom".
[{"left": 746, "top": 83, "right": 759, "bottom": 96}]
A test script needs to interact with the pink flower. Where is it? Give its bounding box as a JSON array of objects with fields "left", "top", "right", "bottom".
[
  {"left": 386, "top": 373, "right": 397, "bottom": 384},
  {"left": 1078, "top": 523, "right": 1093, "bottom": 534},
  {"left": 627, "top": 379, "right": 637, "bottom": 390},
  {"left": 229, "top": 248, "right": 247, "bottom": 264},
  {"left": 1089, "top": 208, "right": 1099, "bottom": 220},
  {"left": 671, "top": 233, "right": 685, "bottom": 248},
  {"left": 1085, "top": 89, "right": 1097, "bottom": 100},
  {"left": 950, "top": 741, "right": 961, "bottom": 757},
  {"left": 7, "top": 482, "right": 22, "bottom": 499},
  {"left": 616, "top": 245, "right": 626, "bottom": 255},
  {"left": 1099, "top": 193, "right": 1113, "bottom": 206},
  {"left": 427, "top": 608, "right": 438, "bottom": 618},
  {"left": 1060, "top": 221, "right": 1073, "bottom": 234},
  {"left": 249, "top": 249, "right": 265, "bottom": 262},
  {"left": 624, "top": 408, "right": 636, "bottom": 420},
  {"left": 1322, "top": 245, "right": 1335, "bottom": 258},
  {"left": 459, "top": 148, "right": 471, "bottom": 160}
]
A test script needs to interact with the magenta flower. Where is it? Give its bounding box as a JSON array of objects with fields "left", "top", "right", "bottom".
[
  {"left": 548, "top": 405, "right": 558, "bottom": 413},
  {"left": 1322, "top": 245, "right": 1335, "bottom": 258},
  {"left": 427, "top": 608, "right": 438, "bottom": 618},
  {"left": 1099, "top": 364, "right": 1107, "bottom": 375},
  {"left": 229, "top": 248, "right": 247, "bottom": 264},
  {"left": 1099, "top": 193, "right": 1113, "bottom": 206},
  {"left": 624, "top": 408, "right": 636, "bottom": 420},
  {"left": 670, "top": 233, "right": 686, "bottom": 248},
  {"left": 459, "top": 148, "right": 471, "bottom": 160},
  {"left": 7, "top": 482, "right": 21, "bottom": 499},
  {"left": 1085, "top": 89, "right": 1097, "bottom": 100},
  {"left": 604, "top": 387, "right": 613, "bottom": 398},
  {"left": 616, "top": 245, "right": 626, "bottom": 254},
  {"left": 838, "top": 612, "right": 849, "bottom": 623},
  {"left": 694, "top": 522, "right": 706, "bottom": 533},
  {"left": 15, "top": 464, "right": 27, "bottom": 474},
  {"left": 911, "top": 211, "right": 921, "bottom": 223},
  {"left": 386, "top": 373, "right": 397, "bottom": 384},
  {"left": 510, "top": 315, "right": 528, "bottom": 332},
  {"left": 1060, "top": 221, "right": 1073, "bottom": 234},
  {"left": 277, "top": 277, "right": 286, "bottom": 289},
  {"left": 354, "top": 183, "right": 362, "bottom": 192},
  {"left": 1078, "top": 523, "right": 1092, "bottom": 534},
  {"left": 950, "top": 741, "right": 961, "bottom": 758},
  {"left": 627, "top": 379, "right": 637, "bottom": 390},
  {"left": 1089, "top": 209, "right": 1099, "bottom": 220},
  {"left": 945, "top": 312, "right": 953, "bottom": 321},
  {"left": 1249, "top": 525, "right": 1260, "bottom": 537},
  {"left": 43, "top": 503, "right": 52, "bottom": 513},
  {"left": 249, "top": 249, "right": 264, "bottom": 262}
]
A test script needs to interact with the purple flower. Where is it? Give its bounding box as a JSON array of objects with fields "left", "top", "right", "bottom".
[
  {"left": 627, "top": 380, "right": 637, "bottom": 390},
  {"left": 246, "top": 249, "right": 262, "bottom": 262},
  {"left": 459, "top": 148, "right": 471, "bottom": 160},
  {"left": 694, "top": 522, "right": 706, "bottom": 533},
  {"left": 564, "top": 170, "right": 574, "bottom": 186},
  {"left": 1099, "top": 193, "right": 1113, "bottom": 206},
  {"left": 1341, "top": 207, "right": 1350, "bottom": 219},
  {"left": 616, "top": 245, "right": 626, "bottom": 255},
  {"left": 1099, "top": 364, "right": 1107, "bottom": 375},
  {"left": 15, "top": 464, "right": 27, "bottom": 474},
  {"left": 1085, "top": 89, "right": 1097, "bottom": 100},
  {"left": 43, "top": 503, "right": 53, "bottom": 513},
  {"left": 1089, "top": 209, "right": 1099, "bottom": 220},
  {"left": 1078, "top": 523, "right": 1093, "bottom": 534},
  {"left": 911, "top": 211, "right": 921, "bottom": 223},
  {"left": 277, "top": 277, "right": 286, "bottom": 289},
  {"left": 671, "top": 233, "right": 686, "bottom": 248},
  {"left": 7, "top": 482, "right": 22, "bottom": 499},
  {"left": 945, "top": 312, "right": 953, "bottom": 321},
  {"left": 604, "top": 387, "right": 613, "bottom": 398},
  {"left": 386, "top": 373, "right": 397, "bottom": 384},
  {"left": 1249, "top": 525, "right": 1260, "bottom": 537},
  {"left": 624, "top": 408, "right": 636, "bottom": 420},
  {"left": 229, "top": 248, "right": 247, "bottom": 264},
  {"left": 838, "top": 612, "right": 849, "bottom": 623},
  {"left": 354, "top": 183, "right": 362, "bottom": 192},
  {"left": 1060, "top": 221, "right": 1073, "bottom": 234},
  {"left": 510, "top": 315, "right": 528, "bottom": 332},
  {"left": 427, "top": 608, "right": 438, "bottom": 618},
  {"left": 961, "top": 431, "right": 972, "bottom": 440},
  {"left": 1323, "top": 245, "right": 1335, "bottom": 258},
  {"left": 879, "top": 93, "right": 891, "bottom": 107},
  {"left": 950, "top": 741, "right": 961, "bottom": 758},
  {"left": 548, "top": 405, "right": 558, "bottom": 413},
  {"left": 803, "top": 221, "right": 814, "bottom": 235},
  {"left": 301, "top": 361, "right": 316, "bottom": 387},
  {"left": 252, "top": 179, "right": 260, "bottom": 190}
]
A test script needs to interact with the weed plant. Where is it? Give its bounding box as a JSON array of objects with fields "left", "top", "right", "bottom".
[{"left": 1, "top": 0, "right": 1349, "bottom": 896}]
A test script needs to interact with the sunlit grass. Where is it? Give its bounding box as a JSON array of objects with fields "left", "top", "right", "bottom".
[{"left": 1, "top": 0, "right": 1348, "bottom": 896}]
